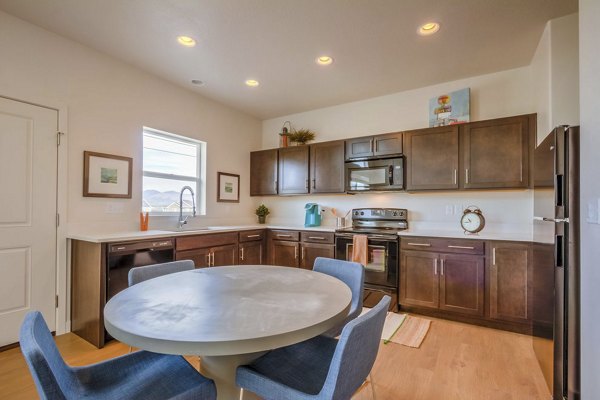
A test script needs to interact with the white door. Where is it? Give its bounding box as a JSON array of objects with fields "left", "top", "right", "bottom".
[{"left": 0, "top": 97, "right": 58, "bottom": 346}]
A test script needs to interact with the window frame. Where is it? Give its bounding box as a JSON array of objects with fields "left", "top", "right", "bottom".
[{"left": 142, "top": 127, "right": 206, "bottom": 216}]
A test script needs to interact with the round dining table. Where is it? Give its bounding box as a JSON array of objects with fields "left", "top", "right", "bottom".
[{"left": 104, "top": 265, "right": 352, "bottom": 400}]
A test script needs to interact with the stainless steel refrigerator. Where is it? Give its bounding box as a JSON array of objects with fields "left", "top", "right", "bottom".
[{"left": 533, "top": 126, "right": 580, "bottom": 400}]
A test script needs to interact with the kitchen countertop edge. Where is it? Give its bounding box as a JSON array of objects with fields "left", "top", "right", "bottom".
[{"left": 68, "top": 225, "right": 532, "bottom": 244}]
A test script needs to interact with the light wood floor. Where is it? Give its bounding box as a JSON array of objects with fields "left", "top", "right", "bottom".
[{"left": 0, "top": 316, "right": 551, "bottom": 400}]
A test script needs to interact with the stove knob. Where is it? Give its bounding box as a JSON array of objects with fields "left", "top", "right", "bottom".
[
  {"left": 392, "top": 211, "right": 398, "bottom": 216},
  {"left": 354, "top": 211, "right": 359, "bottom": 216},
  {"left": 360, "top": 211, "right": 364, "bottom": 216}
]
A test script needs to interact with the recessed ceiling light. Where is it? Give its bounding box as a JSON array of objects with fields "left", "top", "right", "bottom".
[
  {"left": 191, "top": 79, "right": 204, "bottom": 86},
  {"left": 316, "top": 56, "right": 334, "bottom": 66},
  {"left": 245, "top": 79, "right": 260, "bottom": 87},
  {"left": 177, "top": 35, "right": 196, "bottom": 47},
  {"left": 418, "top": 22, "right": 440, "bottom": 36}
]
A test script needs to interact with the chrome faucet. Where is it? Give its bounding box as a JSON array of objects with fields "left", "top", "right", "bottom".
[{"left": 178, "top": 186, "right": 197, "bottom": 229}]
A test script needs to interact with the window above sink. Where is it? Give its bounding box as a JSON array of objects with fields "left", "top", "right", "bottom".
[{"left": 142, "top": 127, "right": 206, "bottom": 216}]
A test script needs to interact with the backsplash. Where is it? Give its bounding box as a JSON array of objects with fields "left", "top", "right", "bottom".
[{"left": 256, "top": 189, "right": 533, "bottom": 237}]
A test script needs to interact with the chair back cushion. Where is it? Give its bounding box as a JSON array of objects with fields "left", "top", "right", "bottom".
[
  {"left": 313, "top": 257, "right": 364, "bottom": 320},
  {"left": 321, "top": 295, "right": 390, "bottom": 399},
  {"left": 128, "top": 260, "right": 195, "bottom": 286},
  {"left": 19, "top": 312, "right": 74, "bottom": 399}
]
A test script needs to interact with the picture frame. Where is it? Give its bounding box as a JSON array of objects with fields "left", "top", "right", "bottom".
[
  {"left": 428, "top": 87, "right": 470, "bottom": 127},
  {"left": 83, "top": 151, "right": 133, "bottom": 198},
  {"left": 217, "top": 172, "right": 240, "bottom": 203}
]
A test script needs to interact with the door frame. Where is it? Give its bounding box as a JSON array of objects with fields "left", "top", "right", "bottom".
[{"left": 0, "top": 90, "right": 69, "bottom": 336}]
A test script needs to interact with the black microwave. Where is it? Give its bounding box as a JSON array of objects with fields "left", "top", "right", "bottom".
[{"left": 345, "top": 156, "right": 404, "bottom": 192}]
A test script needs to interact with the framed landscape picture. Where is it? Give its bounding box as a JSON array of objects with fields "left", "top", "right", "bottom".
[
  {"left": 429, "top": 87, "right": 470, "bottom": 127},
  {"left": 83, "top": 151, "right": 132, "bottom": 198},
  {"left": 217, "top": 172, "right": 240, "bottom": 203}
]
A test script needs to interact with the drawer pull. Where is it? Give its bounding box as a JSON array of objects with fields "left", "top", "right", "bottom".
[
  {"left": 447, "top": 245, "right": 475, "bottom": 250},
  {"left": 308, "top": 236, "right": 326, "bottom": 240},
  {"left": 246, "top": 234, "right": 261, "bottom": 238},
  {"left": 277, "top": 234, "right": 293, "bottom": 238},
  {"left": 407, "top": 243, "right": 431, "bottom": 247}
]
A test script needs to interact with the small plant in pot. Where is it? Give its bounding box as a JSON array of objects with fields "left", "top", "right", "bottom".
[
  {"left": 288, "top": 129, "right": 316, "bottom": 145},
  {"left": 255, "top": 204, "right": 270, "bottom": 224}
]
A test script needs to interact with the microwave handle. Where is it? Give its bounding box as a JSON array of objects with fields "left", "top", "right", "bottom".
[{"left": 388, "top": 165, "right": 394, "bottom": 185}]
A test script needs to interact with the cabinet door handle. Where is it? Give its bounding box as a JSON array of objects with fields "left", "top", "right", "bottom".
[
  {"left": 274, "top": 180, "right": 278, "bottom": 192},
  {"left": 448, "top": 245, "right": 475, "bottom": 250},
  {"left": 246, "top": 234, "right": 261, "bottom": 238},
  {"left": 434, "top": 259, "right": 438, "bottom": 275},
  {"left": 370, "top": 139, "right": 374, "bottom": 153},
  {"left": 312, "top": 178, "right": 316, "bottom": 189},
  {"left": 492, "top": 248, "right": 496, "bottom": 266},
  {"left": 453, "top": 169, "right": 457, "bottom": 185},
  {"left": 441, "top": 259, "right": 445, "bottom": 276},
  {"left": 301, "top": 246, "right": 305, "bottom": 260},
  {"left": 408, "top": 242, "right": 431, "bottom": 247},
  {"left": 465, "top": 168, "right": 470, "bottom": 184},
  {"left": 295, "top": 245, "right": 299, "bottom": 259},
  {"left": 240, "top": 247, "right": 244, "bottom": 261},
  {"left": 308, "top": 236, "right": 325, "bottom": 240}
]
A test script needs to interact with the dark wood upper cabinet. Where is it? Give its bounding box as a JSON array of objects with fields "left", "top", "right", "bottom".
[
  {"left": 462, "top": 115, "right": 533, "bottom": 189},
  {"left": 489, "top": 241, "right": 532, "bottom": 324},
  {"left": 404, "top": 126, "right": 459, "bottom": 190},
  {"left": 346, "top": 132, "right": 402, "bottom": 160},
  {"left": 439, "top": 253, "right": 484, "bottom": 316},
  {"left": 278, "top": 146, "right": 310, "bottom": 195},
  {"left": 345, "top": 137, "right": 374, "bottom": 159},
  {"left": 310, "top": 141, "right": 345, "bottom": 193},
  {"left": 250, "top": 149, "right": 278, "bottom": 196},
  {"left": 400, "top": 250, "right": 439, "bottom": 309},
  {"left": 373, "top": 132, "right": 403, "bottom": 157}
]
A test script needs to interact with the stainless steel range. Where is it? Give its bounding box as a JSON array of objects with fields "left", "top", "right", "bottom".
[{"left": 335, "top": 208, "right": 408, "bottom": 311}]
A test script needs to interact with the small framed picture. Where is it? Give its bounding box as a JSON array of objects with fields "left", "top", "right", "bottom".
[
  {"left": 83, "top": 151, "right": 132, "bottom": 198},
  {"left": 217, "top": 172, "right": 240, "bottom": 203}
]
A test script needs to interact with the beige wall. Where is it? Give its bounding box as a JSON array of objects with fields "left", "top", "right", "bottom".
[
  {"left": 579, "top": 0, "right": 600, "bottom": 397},
  {"left": 261, "top": 67, "right": 536, "bottom": 234},
  {"left": 0, "top": 10, "right": 263, "bottom": 233}
]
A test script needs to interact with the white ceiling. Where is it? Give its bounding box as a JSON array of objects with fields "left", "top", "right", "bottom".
[{"left": 0, "top": 0, "right": 577, "bottom": 119}]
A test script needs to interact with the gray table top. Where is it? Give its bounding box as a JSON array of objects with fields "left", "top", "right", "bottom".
[{"left": 104, "top": 265, "right": 352, "bottom": 356}]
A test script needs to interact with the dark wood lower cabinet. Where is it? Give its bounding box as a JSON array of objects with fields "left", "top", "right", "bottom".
[
  {"left": 489, "top": 241, "right": 532, "bottom": 324},
  {"left": 400, "top": 251, "right": 439, "bottom": 309},
  {"left": 211, "top": 244, "right": 238, "bottom": 267},
  {"left": 439, "top": 253, "right": 484, "bottom": 316},
  {"left": 239, "top": 241, "right": 264, "bottom": 265},
  {"left": 301, "top": 242, "right": 335, "bottom": 270},
  {"left": 270, "top": 240, "right": 299, "bottom": 267},
  {"left": 176, "top": 247, "right": 211, "bottom": 268}
]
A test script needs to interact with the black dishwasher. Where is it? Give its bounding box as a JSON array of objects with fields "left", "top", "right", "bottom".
[{"left": 107, "top": 239, "right": 174, "bottom": 300}]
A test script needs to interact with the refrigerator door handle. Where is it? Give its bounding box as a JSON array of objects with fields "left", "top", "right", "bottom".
[
  {"left": 555, "top": 234, "right": 564, "bottom": 268},
  {"left": 534, "top": 216, "right": 570, "bottom": 223}
]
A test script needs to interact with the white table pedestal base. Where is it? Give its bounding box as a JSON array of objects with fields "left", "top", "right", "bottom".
[{"left": 200, "top": 352, "right": 265, "bottom": 400}]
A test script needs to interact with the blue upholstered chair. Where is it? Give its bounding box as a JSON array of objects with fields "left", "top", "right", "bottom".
[
  {"left": 128, "top": 259, "right": 195, "bottom": 286},
  {"left": 313, "top": 257, "right": 365, "bottom": 337},
  {"left": 19, "top": 311, "right": 216, "bottom": 400},
  {"left": 236, "top": 295, "right": 390, "bottom": 400}
]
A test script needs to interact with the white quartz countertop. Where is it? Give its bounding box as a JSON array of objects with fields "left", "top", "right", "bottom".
[
  {"left": 68, "top": 224, "right": 532, "bottom": 243},
  {"left": 67, "top": 224, "right": 339, "bottom": 243},
  {"left": 396, "top": 229, "right": 532, "bottom": 242}
]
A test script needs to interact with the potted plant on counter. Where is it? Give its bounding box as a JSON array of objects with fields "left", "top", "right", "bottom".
[{"left": 255, "top": 204, "right": 270, "bottom": 224}]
